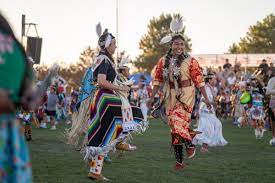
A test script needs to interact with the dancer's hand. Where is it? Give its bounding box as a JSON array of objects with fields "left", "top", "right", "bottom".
[
  {"left": 119, "top": 85, "right": 130, "bottom": 93},
  {"left": 205, "top": 99, "right": 212, "bottom": 111},
  {"left": 147, "top": 98, "right": 154, "bottom": 108}
]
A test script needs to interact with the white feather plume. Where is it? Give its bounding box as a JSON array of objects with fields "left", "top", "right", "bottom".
[
  {"left": 119, "top": 56, "right": 130, "bottom": 67},
  {"left": 104, "top": 34, "right": 112, "bottom": 48},
  {"left": 203, "top": 68, "right": 208, "bottom": 76},
  {"left": 96, "top": 22, "right": 102, "bottom": 37},
  {"left": 50, "top": 63, "right": 60, "bottom": 74},
  {"left": 170, "top": 17, "right": 183, "bottom": 33},
  {"left": 160, "top": 35, "right": 172, "bottom": 44}
]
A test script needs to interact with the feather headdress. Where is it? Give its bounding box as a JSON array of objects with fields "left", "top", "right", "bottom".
[
  {"left": 96, "top": 22, "right": 102, "bottom": 38},
  {"left": 118, "top": 55, "right": 130, "bottom": 69},
  {"left": 160, "top": 15, "right": 185, "bottom": 45},
  {"left": 96, "top": 22, "right": 114, "bottom": 49},
  {"left": 170, "top": 15, "right": 184, "bottom": 33}
]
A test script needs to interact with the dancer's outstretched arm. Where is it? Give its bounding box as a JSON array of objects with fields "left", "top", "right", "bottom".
[{"left": 147, "top": 85, "right": 160, "bottom": 108}]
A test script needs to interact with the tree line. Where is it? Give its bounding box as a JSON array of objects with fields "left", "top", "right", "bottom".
[{"left": 36, "top": 13, "right": 275, "bottom": 88}]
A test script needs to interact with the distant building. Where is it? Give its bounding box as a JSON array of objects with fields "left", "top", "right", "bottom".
[{"left": 193, "top": 54, "right": 275, "bottom": 68}]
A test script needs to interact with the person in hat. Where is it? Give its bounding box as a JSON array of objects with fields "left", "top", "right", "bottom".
[
  {"left": 148, "top": 16, "right": 211, "bottom": 170},
  {"left": 193, "top": 73, "right": 228, "bottom": 152}
]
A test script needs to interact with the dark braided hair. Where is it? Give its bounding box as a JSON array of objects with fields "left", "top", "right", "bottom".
[{"left": 164, "top": 48, "right": 173, "bottom": 71}]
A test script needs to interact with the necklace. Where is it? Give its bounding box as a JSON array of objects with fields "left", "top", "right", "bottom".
[{"left": 163, "top": 54, "right": 189, "bottom": 79}]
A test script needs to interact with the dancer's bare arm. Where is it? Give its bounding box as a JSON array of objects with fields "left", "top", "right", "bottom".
[
  {"left": 147, "top": 85, "right": 160, "bottom": 108},
  {"left": 199, "top": 86, "right": 212, "bottom": 110}
]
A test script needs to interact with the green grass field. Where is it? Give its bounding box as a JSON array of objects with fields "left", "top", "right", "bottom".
[{"left": 29, "top": 119, "right": 275, "bottom": 183}]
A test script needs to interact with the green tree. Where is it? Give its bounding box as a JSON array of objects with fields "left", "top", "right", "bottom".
[
  {"left": 229, "top": 14, "right": 275, "bottom": 53},
  {"left": 63, "top": 46, "right": 96, "bottom": 87},
  {"left": 36, "top": 46, "right": 97, "bottom": 89},
  {"left": 134, "top": 13, "right": 192, "bottom": 72}
]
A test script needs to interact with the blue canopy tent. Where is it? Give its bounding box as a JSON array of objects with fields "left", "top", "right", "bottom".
[{"left": 129, "top": 73, "right": 152, "bottom": 85}]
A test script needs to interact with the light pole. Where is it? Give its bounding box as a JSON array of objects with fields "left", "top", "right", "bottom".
[
  {"left": 21, "top": 14, "right": 25, "bottom": 43},
  {"left": 116, "top": 0, "right": 119, "bottom": 64},
  {"left": 21, "top": 14, "right": 42, "bottom": 64},
  {"left": 21, "top": 14, "right": 40, "bottom": 39}
]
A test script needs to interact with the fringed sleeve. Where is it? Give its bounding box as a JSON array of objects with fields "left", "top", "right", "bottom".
[
  {"left": 152, "top": 57, "right": 165, "bottom": 86},
  {"left": 189, "top": 58, "right": 205, "bottom": 88}
]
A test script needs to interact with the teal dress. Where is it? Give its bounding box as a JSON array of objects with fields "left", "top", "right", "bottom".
[{"left": 0, "top": 30, "right": 33, "bottom": 183}]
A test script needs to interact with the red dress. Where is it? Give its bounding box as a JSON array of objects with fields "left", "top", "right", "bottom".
[{"left": 153, "top": 56, "right": 205, "bottom": 144}]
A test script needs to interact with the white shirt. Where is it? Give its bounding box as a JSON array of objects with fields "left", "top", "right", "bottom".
[
  {"left": 199, "top": 84, "right": 215, "bottom": 114},
  {"left": 138, "top": 87, "right": 149, "bottom": 104},
  {"left": 266, "top": 76, "right": 275, "bottom": 100}
]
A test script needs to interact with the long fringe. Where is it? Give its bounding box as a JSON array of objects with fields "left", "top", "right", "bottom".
[
  {"left": 65, "top": 95, "right": 93, "bottom": 149},
  {"left": 83, "top": 133, "right": 127, "bottom": 161}
]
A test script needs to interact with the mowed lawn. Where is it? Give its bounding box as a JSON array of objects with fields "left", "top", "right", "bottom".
[{"left": 29, "top": 119, "right": 275, "bottom": 183}]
